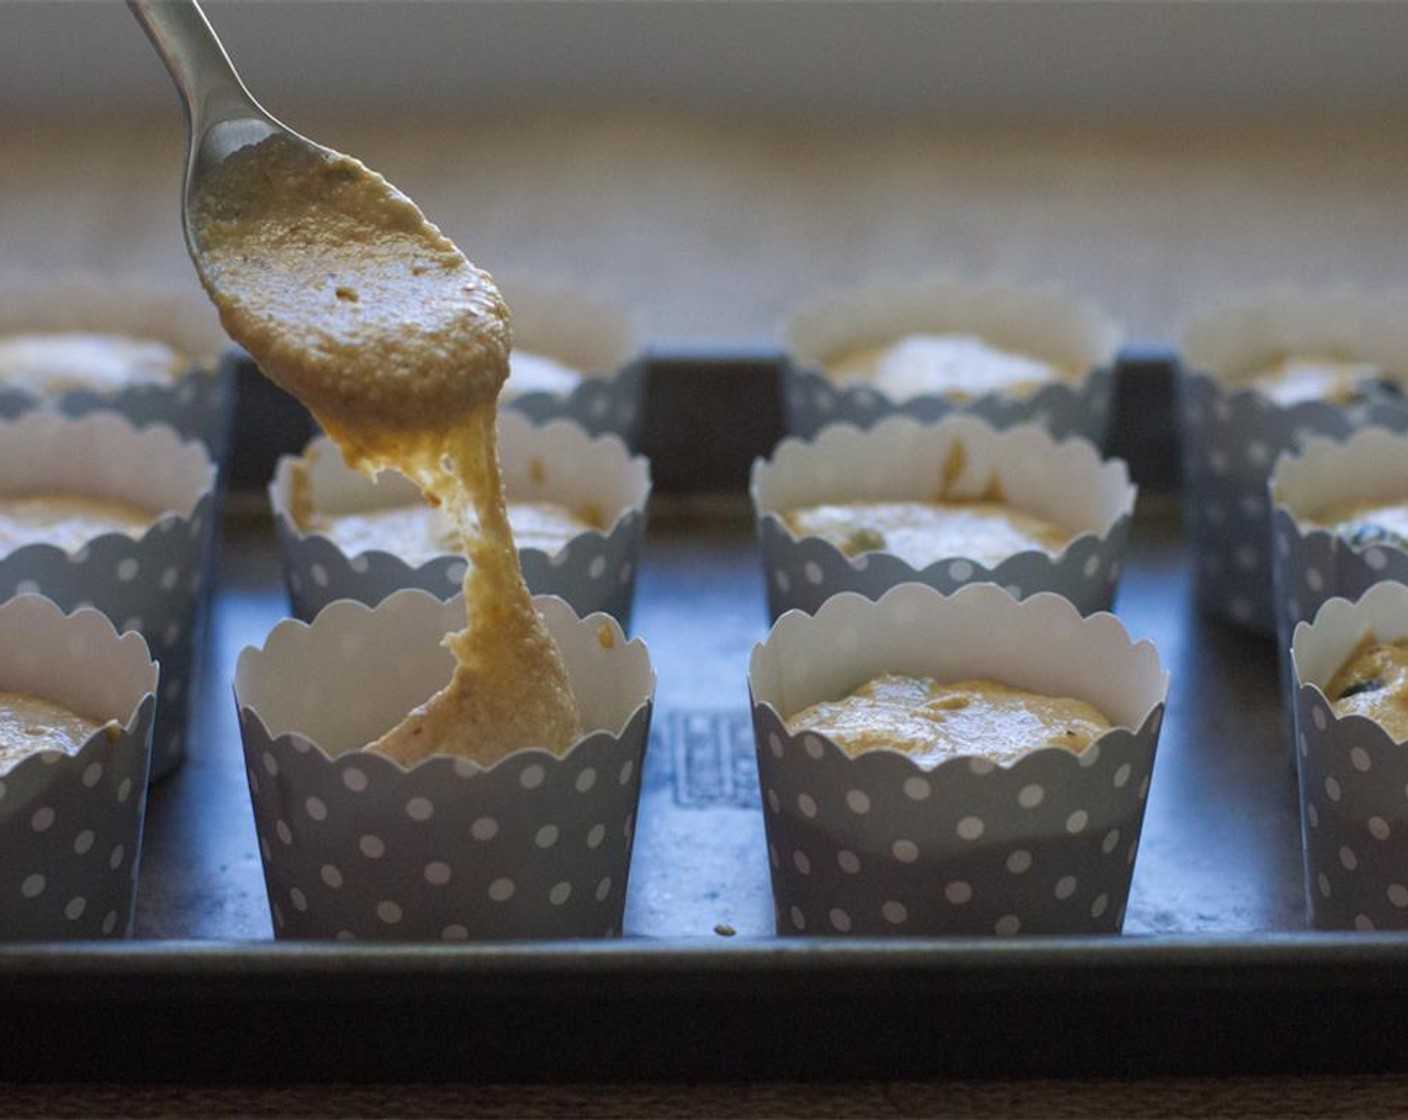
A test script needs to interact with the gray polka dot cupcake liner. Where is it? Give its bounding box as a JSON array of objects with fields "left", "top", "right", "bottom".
[
  {"left": 782, "top": 364, "right": 1114, "bottom": 447},
  {"left": 493, "top": 274, "right": 646, "bottom": 450},
  {"left": 1180, "top": 288, "right": 1408, "bottom": 636},
  {"left": 234, "top": 590, "right": 655, "bottom": 941},
  {"left": 0, "top": 271, "right": 237, "bottom": 465},
  {"left": 1290, "top": 583, "right": 1408, "bottom": 931},
  {"left": 0, "top": 595, "right": 157, "bottom": 940},
  {"left": 780, "top": 275, "right": 1120, "bottom": 443},
  {"left": 1270, "top": 428, "right": 1408, "bottom": 748},
  {"left": 752, "top": 414, "right": 1135, "bottom": 622},
  {"left": 270, "top": 412, "right": 651, "bottom": 628},
  {"left": 0, "top": 412, "right": 217, "bottom": 781},
  {"left": 507, "top": 360, "right": 647, "bottom": 453},
  {"left": 749, "top": 582, "right": 1168, "bottom": 937},
  {"left": 0, "top": 360, "right": 235, "bottom": 470}
]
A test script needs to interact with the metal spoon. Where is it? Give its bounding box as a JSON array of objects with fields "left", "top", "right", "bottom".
[{"left": 126, "top": 0, "right": 330, "bottom": 263}]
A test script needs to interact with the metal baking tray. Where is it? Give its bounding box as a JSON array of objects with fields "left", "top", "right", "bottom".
[{"left": 3, "top": 348, "right": 1408, "bottom": 1082}]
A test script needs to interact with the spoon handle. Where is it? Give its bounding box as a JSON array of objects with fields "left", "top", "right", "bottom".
[{"left": 126, "top": 0, "right": 259, "bottom": 130}]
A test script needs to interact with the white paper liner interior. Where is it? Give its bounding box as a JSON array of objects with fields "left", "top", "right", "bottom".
[
  {"left": 753, "top": 415, "right": 1133, "bottom": 540},
  {"left": 783, "top": 274, "right": 1121, "bottom": 381},
  {"left": 1292, "top": 583, "right": 1408, "bottom": 693},
  {"left": 274, "top": 412, "right": 649, "bottom": 529},
  {"left": 751, "top": 583, "right": 1167, "bottom": 734},
  {"left": 1182, "top": 287, "right": 1408, "bottom": 386},
  {"left": 0, "top": 270, "right": 229, "bottom": 369},
  {"left": 1272, "top": 428, "right": 1408, "bottom": 519},
  {"left": 236, "top": 590, "right": 653, "bottom": 762},
  {"left": 493, "top": 271, "right": 639, "bottom": 379},
  {"left": 0, "top": 412, "right": 213, "bottom": 519},
  {"left": 0, "top": 596, "right": 155, "bottom": 729}
]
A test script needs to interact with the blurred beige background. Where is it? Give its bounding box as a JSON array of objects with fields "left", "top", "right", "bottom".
[{"left": 4, "top": 1, "right": 1408, "bottom": 347}]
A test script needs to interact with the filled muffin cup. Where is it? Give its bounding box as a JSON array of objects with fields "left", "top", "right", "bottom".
[
  {"left": 0, "top": 594, "right": 157, "bottom": 940},
  {"left": 0, "top": 271, "right": 237, "bottom": 465},
  {"left": 1270, "top": 428, "right": 1408, "bottom": 744},
  {"left": 1290, "top": 582, "right": 1408, "bottom": 931},
  {"left": 749, "top": 582, "right": 1168, "bottom": 937},
  {"left": 1180, "top": 287, "right": 1408, "bottom": 636},
  {"left": 493, "top": 274, "right": 646, "bottom": 451},
  {"left": 780, "top": 275, "right": 1121, "bottom": 444},
  {"left": 0, "top": 411, "right": 217, "bottom": 780},
  {"left": 751, "top": 414, "right": 1135, "bottom": 622},
  {"left": 234, "top": 590, "right": 655, "bottom": 941},
  {"left": 271, "top": 410, "right": 651, "bottom": 628}
]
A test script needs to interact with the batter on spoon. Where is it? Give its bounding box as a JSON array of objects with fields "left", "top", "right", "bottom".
[{"left": 191, "top": 134, "right": 581, "bottom": 766}]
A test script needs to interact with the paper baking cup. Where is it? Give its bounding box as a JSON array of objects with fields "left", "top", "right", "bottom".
[
  {"left": 1270, "top": 428, "right": 1408, "bottom": 746},
  {"left": 271, "top": 411, "right": 651, "bottom": 628},
  {"left": 750, "top": 583, "right": 1168, "bottom": 937},
  {"left": 780, "top": 275, "right": 1121, "bottom": 443},
  {"left": 234, "top": 590, "right": 655, "bottom": 941},
  {"left": 0, "top": 595, "right": 157, "bottom": 940},
  {"left": 1180, "top": 287, "right": 1408, "bottom": 635},
  {"left": 493, "top": 274, "right": 646, "bottom": 450},
  {"left": 1289, "top": 582, "right": 1408, "bottom": 930},
  {"left": 0, "top": 271, "right": 236, "bottom": 464},
  {"left": 0, "top": 412, "right": 216, "bottom": 781},
  {"left": 752, "top": 414, "right": 1134, "bottom": 622}
]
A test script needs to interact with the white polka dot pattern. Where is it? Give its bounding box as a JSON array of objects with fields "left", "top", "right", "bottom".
[
  {"left": 1296, "top": 678, "right": 1408, "bottom": 931},
  {"left": 0, "top": 360, "right": 235, "bottom": 464},
  {"left": 0, "top": 693, "right": 155, "bottom": 940},
  {"left": 276, "top": 507, "right": 646, "bottom": 632},
  {"left": 751, "top": 701, "right": 1162, "bottom": 937},
  {"left": 1181, "top": 369, "right": 1408, "bottom": 636},
  {"left": 757, "top": 512, "right": 1131, "bottom": 623},
  {"left": 505, "top": 361, "right": 646, "bottom": 449},
  {"left": 239, "top": 704, "right": 652, "bottom": 941},
  {"left": 276, "top": 405, "right": 652, "bottom": 621},
  {"left": 780, "top": 363, "right": 1113, "bottom": 445},
  {"left": 0, "top": 497, "right": 214, "bottom": 785},
  {"left": 1270, "top": 500, "right": 1408, "bottom": 766}
]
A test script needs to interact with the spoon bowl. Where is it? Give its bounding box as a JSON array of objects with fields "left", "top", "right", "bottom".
[{"left": 126, "top": 0, "right": 332, "bottom": 264}]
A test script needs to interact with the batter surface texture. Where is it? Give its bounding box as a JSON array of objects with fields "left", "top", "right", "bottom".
[
  {"left": 1327, "top": 634, "right": 1408, "bottom": 742},
  {"left": 787, "top": 673, "right": 1111, "bottom": 768},
  {"left": 0, "top": 690, "right": 113, "bottom": 772}
]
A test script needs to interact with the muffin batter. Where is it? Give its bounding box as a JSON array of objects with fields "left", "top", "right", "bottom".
[
  {"left": 784, "top": 500, "right": 1069, "bottom": 569},
  {"left": 787, "top": 673, "right": 1110, "bottom": 768},
  {"left": 0, "top": 690, "right": 115, "bottom": 773},
  {"left": 1326, "top": 634, "right": 1408, "bottom": 742},
  {"left": 192, "top": 133, "right": 581, "bottom": 766},
  {"left": 1311, "top": 496, "right": 1408, "bottom": 552},
  {"left": 824, "top": 333, "right": 1062, "bottom": 403},
  {"left": 0, "top": 493, "right": 155, "bottom": 555},
  {"left": 300, "top": 498, "right": 599, "bottom": 568},
  {"left": 0, "top": 333, "right": 185, "bottom": 396},
  {"left": 1248, "top": 353, "right": 1399, "bottom": 407}
]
